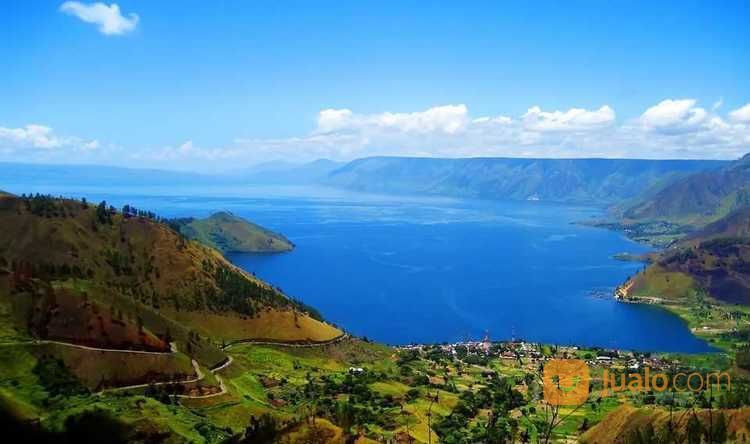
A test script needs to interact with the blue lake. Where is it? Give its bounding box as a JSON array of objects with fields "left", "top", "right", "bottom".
[{"left": 4, "top": 184, "right": 715, "bottom": 352}]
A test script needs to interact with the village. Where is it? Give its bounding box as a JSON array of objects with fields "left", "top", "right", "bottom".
[{"left": 396, "top": 333, "right": 677, "bottom": 375}]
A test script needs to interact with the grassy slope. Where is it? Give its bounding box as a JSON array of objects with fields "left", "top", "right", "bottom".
[
  {"left": 581, "top": 405, "right": 750, "bottom": 444},
  {"left": 172, "top": 309, "right": 341, "bottom": 343},
  {"left": 177, "top": 211, "right": 293, "bottom": 253},
  {"left": 624, "top": 237, "right": 750, "bottom": 305}
]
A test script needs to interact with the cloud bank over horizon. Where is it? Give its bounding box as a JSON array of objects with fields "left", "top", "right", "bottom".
[{"left": 1, "top": 98, "right": 749, "bottom": 172}]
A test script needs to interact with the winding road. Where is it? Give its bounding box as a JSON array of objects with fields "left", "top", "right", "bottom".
[{"left": 3, "top": 333, "right": 349, "bottom": 399}]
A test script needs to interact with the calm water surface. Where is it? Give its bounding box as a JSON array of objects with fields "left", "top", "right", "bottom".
[{"left": 5, "top": 184, "right": 714, "bottom": 352}]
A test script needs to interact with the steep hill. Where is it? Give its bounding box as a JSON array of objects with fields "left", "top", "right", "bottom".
[
  {"left": 0, "top": 193, "right": 340, "bottom": 362},
  {"left": 171, "top": 211, "right": 294, "bottom": 254},
  {"left": 628, "top": 237, "right": 750, "bottom": 304},
  {"left": 324, "top": 156, "right": 725, "bottom": 204},
  {"left": 619, "top": 209, "right": 750, "bottom": 305},
  {"left": 686, "top": 207, "right": 750, "bottom": 242},
  {"left": 581, "top": 405, "right": 750, "bottom": 444},
  {"left": 623, "top": 154, "right": 750, "bottom": 225}
]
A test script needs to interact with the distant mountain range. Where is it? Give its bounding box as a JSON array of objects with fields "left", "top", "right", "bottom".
[
  {"left": 1, "top": 157, "right": 726, "bottom": 206},
  {"left": 323, "top": 156, "right": 727, "bottom": 204},
  {"left": 0, "top": 159, "right": 345, "bottom": 189}
]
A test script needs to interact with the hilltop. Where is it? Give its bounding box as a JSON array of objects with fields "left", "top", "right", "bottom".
[{"left": 171, "top": 211, "right": 294, "bottom": 254}]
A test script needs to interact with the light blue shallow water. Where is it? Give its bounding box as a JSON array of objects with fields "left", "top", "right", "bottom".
[{"left": 4, "top": 184, "right": 715, "bottom": 352}]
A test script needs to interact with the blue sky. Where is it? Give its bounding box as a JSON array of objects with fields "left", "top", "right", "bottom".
[{"left": 1, "top": 1, "right": 749, "bottom": 171}]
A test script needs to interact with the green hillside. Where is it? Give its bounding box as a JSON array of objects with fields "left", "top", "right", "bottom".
[
  {"left": 171, "top": 211, "right": 293, "bottom": 254},
  {"left": 0, "top": 191, "right": 346, "bottom": 442},
  {"left": 0, "top": 193, "right": 339, "bottom": 359},
  {"left": 623, "top": 154, "right": 750, "bottom": 226},
  {"left": 619, "top": 202, "right": 750, "bottom": 302}
]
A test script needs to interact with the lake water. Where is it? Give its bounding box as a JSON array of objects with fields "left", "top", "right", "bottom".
[{"left": 4, "top": 184, "right": 714, "bottom": 352}]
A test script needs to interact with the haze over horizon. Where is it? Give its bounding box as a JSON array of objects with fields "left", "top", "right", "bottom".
[{"left": 2, "top": 1, "right": 749, "bottom": 172}]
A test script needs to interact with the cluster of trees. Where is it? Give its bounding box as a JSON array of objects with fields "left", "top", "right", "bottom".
[
  {"left": 98, "top": 200, "right": 167, "bottom": 225},
  {"left": 9, "top": 259, "right": 93, "bottom": 281},
  {"left": 121, "top": 204, "right": 160, "bottom": 220},
  {"left": 21, "top": 193, "right": 69, "bottom": 217},
  {"left": 718, "top": 378, "right": 750, "bottom": 408},
  {"left": 144, "top": 382, "right": 186, "bottom": 405},
  {"left": 95, "top": 200, "right": 116, "bottom": 224},
  {"left": 278, "top": 370, "right": 402, "bottom": 435},
  {"left": 240, "top": 414, "right": 279, "bottom": 443},
  {"left": 32, "top": 355, "right": 88, "bottom": 398},
  {"left": 211, "top": 264, "right": 289, "bottom": 316},
  {"left": 0, "top": 405, "right": 130, "bottom": 444},
  {"left": 625, "top": 412, "right": 728, "bottom": 444},
  {"left": 435, "top": 376, "right": 526, "bottom": 443},
  {"left": 104, "top": 250, "right": 133, "bottom": 276}
]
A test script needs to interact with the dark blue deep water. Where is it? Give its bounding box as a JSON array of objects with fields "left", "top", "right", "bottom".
[{"left": 5, "top": 184, "right": 714, "bottom": 352}]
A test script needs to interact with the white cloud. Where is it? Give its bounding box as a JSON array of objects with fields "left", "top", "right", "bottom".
[
  {"left": 316, "top": 105, "right": 469, "bottom": 135},
  {"left": 473, "top": 115, "right": 513, "bottom": 125},
  {"left": 521, "top": 105, "right": 615, "bottom": 132},
  {"left": 0, "top": 124, "right": 100, "bottom": 152},
  {"left": 639, "top": 99, "right": 709, "bottom": 134},
  {"left": 60, "top": 2, "right": 139, "bottom": 36},
  {"left": 83, "top": 139, "right": 100, "bottom": 150},
  {"left": 729, "top": 102, "right": 750, "bottom": 123},
  {"left": 317, "top": 109, "right": 354, "bottom": 132},
  {"left": 138, "top": 100, "right": 750, "bottom": 169},
  {"left": 0, "top": 124, "right": 65, "bottom": 149},
  {"left": 6, "top": 98, "right": 750, "bottom": 171}
]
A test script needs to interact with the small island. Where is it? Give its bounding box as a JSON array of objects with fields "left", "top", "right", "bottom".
[{"left": 171, "top": 211, "right": 294, "bottom": 254}]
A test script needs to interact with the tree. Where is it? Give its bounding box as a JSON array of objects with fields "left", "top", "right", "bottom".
[
  {"left": 96, "top": 201, "right": 111, "bottom": 224},
  {"left": 706, "top": 412, "right": 728, "bottom": 444},
  {"left": 243, "top": 414, "right": 278, "bottom": 443},
  {"left": 686, "top": 413, "right": 703, "bottom": 444}
]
